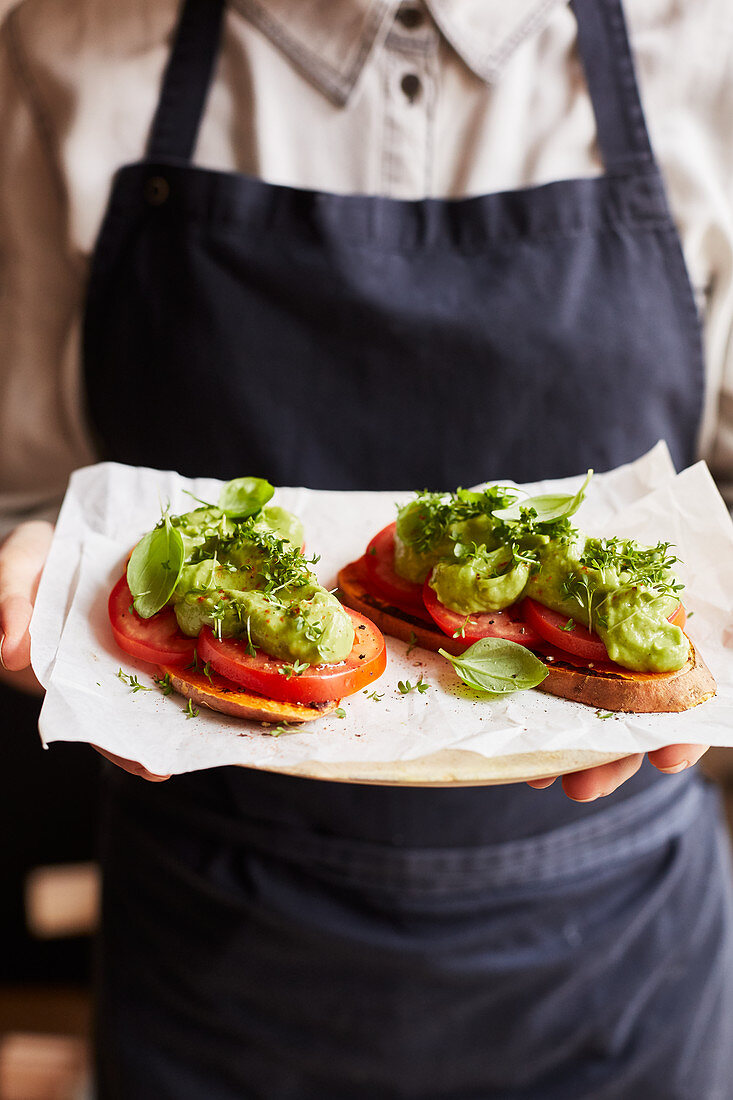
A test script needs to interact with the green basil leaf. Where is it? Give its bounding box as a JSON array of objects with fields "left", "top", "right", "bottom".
[
  {"left": 217, "top": 477, "right": 274, "bottom": 518},
  {"left": 439, "top": 638, "right": 549, "bottom": 694},
  {"left": 492, "top": 470, "right": 592, "bottom": 524},
  {"left": 127, "top": 515, "right": 185, "bottom": 618}
]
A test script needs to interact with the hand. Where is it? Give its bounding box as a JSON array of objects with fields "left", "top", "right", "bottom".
[
  {"left": 0, "top": 520, "right": 54, "bottom": 692},
  {"left": 0, "top": 520, "right": 168, "bottom": 782},
  {"left": 92, "top": 746, "right": 170, "bottom": 782},
  {"left": 527, "top": 744, "right": 709, "bottom": 801}
]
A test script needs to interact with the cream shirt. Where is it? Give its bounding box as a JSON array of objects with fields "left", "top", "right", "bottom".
[{"left": 1, "top": 0, "right": 732, "bottom": 539}]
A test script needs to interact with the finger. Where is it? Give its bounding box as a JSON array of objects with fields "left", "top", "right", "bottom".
[
  {"left": 526, "top": 776, "right": 557, "bottom": 789},
  {"left": 648, "top": 744, "right": 709, "bottom": 774},
  {"left": 561, "top": 753, "right": 644, "bottom": 802},
  {"left": 0, "top": 595, "right": 34, "bottom": 670},
  {"left": 0, "top": 521, "right": 54, "bottom": 603},
  {"left": 0, "top": 521, "right": 54, "bottom": 671},
  {"left": 93, "top": 746, "right": 170, "bottom": 782}
]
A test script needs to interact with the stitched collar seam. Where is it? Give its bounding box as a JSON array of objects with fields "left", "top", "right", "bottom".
[
  {"left": 233, "top": 0, "right": 394, "bottom": 106},
  {"left": 428, "top": 0, "right": 565, "bottom": 83}
]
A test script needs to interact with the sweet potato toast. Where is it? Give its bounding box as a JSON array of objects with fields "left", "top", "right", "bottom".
[
  {"left": 158, "top": 663, "right": 339, "bottom": 723},
  {"left": 336, "top": 560, "right": 716, "bottom": 714}
]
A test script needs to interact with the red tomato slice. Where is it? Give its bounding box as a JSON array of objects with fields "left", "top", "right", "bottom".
[
  {"left": 362, "top": 523, "right": 433, "bottom": 622},
  {"left": 198, "top": 609, "right": 386, "bottom": 704},
  {"left": 522, "top": 598, "right": 608, "bottom": 661},
  {"left": 108, "top": 574, "right": 196, "bottom": 666},
  {"left": 523, "top": 597, "right": 687, "bottom": 662},
  {"left": 422, "top": 579, "right": 542, "bottom": 648}
]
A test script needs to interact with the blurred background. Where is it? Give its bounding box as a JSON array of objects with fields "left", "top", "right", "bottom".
[
  {"left": 0, "top": 683, "right": 99, "bottom": 1100},
  {"left": 1, "top": 0, "right": 98, "bottom": 1092}
]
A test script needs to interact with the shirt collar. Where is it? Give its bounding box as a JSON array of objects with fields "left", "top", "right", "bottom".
[{"left": 232, "top": 0, "right": 569, "bottom": 106}]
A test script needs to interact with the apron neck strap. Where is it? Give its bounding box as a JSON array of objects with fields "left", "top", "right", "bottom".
[
  {"left": 146, "top": 0, "right": 226, "bottom": 162},
  {"left": 572, "top": 0, "right": 654, "bottom": 171},
  {"left": 147, "top": 0, "right": 653, "bottom": 174}
]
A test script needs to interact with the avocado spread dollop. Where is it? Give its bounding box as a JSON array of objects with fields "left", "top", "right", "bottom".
[
  {"left": 394, "top": 485, "right": 688, "bottom": 674},
  {"left": 129, "top": 481, "right": 354, "bottom": 665}
]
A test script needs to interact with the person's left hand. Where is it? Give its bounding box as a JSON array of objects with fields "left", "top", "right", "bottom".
[{"left": 527, "top": 744, "right": 708, "bottom": 801}]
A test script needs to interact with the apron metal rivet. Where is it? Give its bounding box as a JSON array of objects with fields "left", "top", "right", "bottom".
[{"left": 145, "top": 176, "right": 170, "bottom": 205}]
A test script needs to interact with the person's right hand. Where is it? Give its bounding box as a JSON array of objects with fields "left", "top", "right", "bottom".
[
  {"left": 0, "top": 520, "right": 169, "bottom": 781},
  {"left": 0, "top": 520, "right": 53, "bottom": 690}
]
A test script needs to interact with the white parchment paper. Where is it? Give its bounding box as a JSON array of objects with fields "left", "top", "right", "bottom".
[{"left": 30, "top": 444, "right": 733, "bottom": 778}]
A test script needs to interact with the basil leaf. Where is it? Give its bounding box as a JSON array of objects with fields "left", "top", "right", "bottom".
[
  {"left": 218, "top": 477, "right": 274, "bottom": 519},
  {"left": 439, "top": 638, "right": 549, "bottom": 694},
  {"left": 127, "top": 515, "right": 185, "bottom": 618},
  {"left": 492, "top": 470, "right": 592, "bottom": 524}
]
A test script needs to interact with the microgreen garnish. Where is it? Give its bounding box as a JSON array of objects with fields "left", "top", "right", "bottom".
[
  {"left": 561, "top": 619, "right": 575, "bottom": 632},
  {"left": 439, "top": 639, "right": 548, "bottom": 694},
  {"left": 452, "top": 615, "right": 471, "bottom": 639},
  {"left": 595, "top": 710, "right": 615, "bottom": 720},
  {"left": 202, "top": 661, "right": 214, "bottom": 684},
  {"left": 364, "top": 690, "right": 384, "bottom": 701},
  {"left": 181, "top": 488, "right": 215, "bottom": 509},
  {"left": 561, "top": 573, "right": 597, "bottom": 632},
  {"left": 399, "top": 485, "right": 516, "bottom": 555},
  {"left": 302, "top": 618, "right": 325, "bottom": 644},
  {"left": 218, "top": 523, "right": 319, "bottom": 600},
  {"left": 580, "top": 537, "right": 683, "bottom": 598},
  {"left": 209, "top": 599, "right": 230, "bottom": 641},
  {"left": 116, "top": 668, "right": 152, "bottom": 693},
  {"left": 153, "top": 672, "right": 174, "bottom": 696},
  {"left": 265, "top": 722, "right": 296, "bottom": 737},
  {"left": 557, "top": 537, "right": 685, "bottom": 634},
  {"left": 278, "top": 659, "right": 310, "bottom": 679},
  {"left": 244, "top": 616, "right": 257, "bottom": 657},
  {"left": 397, "top": 677, "right": 429, "bottom": 695},
  {"left": 334, "top": 707, "right": 346, "bottom": 719},
  {"left": 184, "top": 698, "right": 199, "bottom": 719}
]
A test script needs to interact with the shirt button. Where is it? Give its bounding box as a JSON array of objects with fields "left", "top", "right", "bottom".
[
  {"left": 400, "top": 73, "right": 422, "bottom": 103},
  {"left": 395, "top": 6, "right": 423, "bottom": 29}
]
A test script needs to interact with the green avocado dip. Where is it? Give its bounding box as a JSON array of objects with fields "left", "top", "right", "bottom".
[
  {"left": 394, "top": 482, "right": 688, "bottom": 674},
  {"left": 127, "top": 479, "right": 353, "bottom": 665}
]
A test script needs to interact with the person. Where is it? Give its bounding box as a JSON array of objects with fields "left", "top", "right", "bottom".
[{"left": 1, "top": 0, "right": 732, "bottom": 1095}]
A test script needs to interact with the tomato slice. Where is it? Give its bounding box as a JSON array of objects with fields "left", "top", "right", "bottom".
[
  {"left": 422, "top": 579, "right": 542, "bottom": 648},
  {"left": 108, "top": 574, "right": 196, "bottom": 666},
  {"left": 523, "top": 597, "right": 687, "bottom": 662},
  {"left": 198, "top": 609, "right": 386, "bottom": 704},
  {"left": 522, "top": 598, "right": 607, "bottom": 661},
  {"left": 362, "top": 523, "right": 432, "bottom": 621}
]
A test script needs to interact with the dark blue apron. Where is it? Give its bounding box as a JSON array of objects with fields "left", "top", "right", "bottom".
[{"left": 85, "top": 0, "right": 733, "bottom": 1095}]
